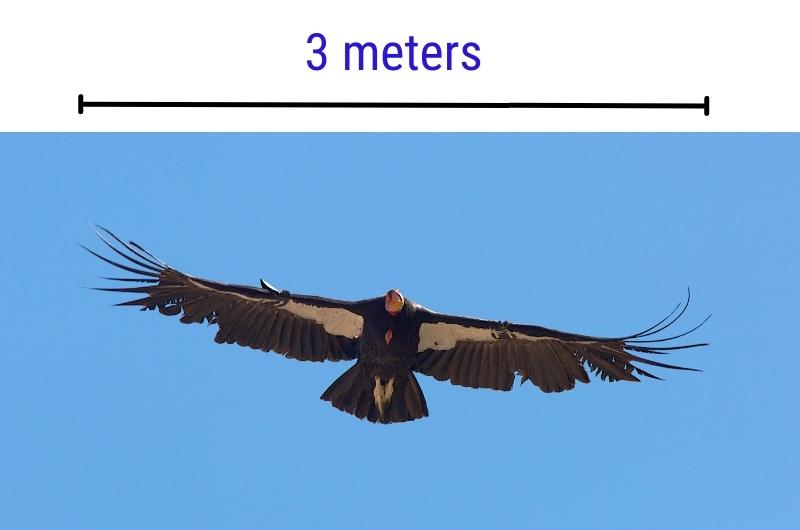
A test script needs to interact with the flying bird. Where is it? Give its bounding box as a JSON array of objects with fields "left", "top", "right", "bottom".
[{"left": 85, "top": 226, "right": 708, "bottom": 424}]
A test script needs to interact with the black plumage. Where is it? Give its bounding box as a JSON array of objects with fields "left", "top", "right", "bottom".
[{"left": 86, "top": 226, "right": 708, "bottom": 424}]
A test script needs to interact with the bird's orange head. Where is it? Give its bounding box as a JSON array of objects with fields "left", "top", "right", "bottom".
[{"left": 384, "top": 289, "right": 405, "bottom": 315}]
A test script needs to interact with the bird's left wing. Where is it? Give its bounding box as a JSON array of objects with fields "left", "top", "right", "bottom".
[
  {"left": 413, "top": 297, "right": 707, "bottom": 393},
  {"left": 85, "top": 227, "right": 367, "bottom": 362}
]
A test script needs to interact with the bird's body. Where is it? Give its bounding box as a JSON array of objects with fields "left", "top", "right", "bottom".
[
  {"left": 85, "top": 226, "right": 708, "bottom": 424},
  {"left": 359, "top": 298, "right": 419, "bottom": 378},
  {"left": 323, "top": 298, "right": 430, "bottom": 422}
]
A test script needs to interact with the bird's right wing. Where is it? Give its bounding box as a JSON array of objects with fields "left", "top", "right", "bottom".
[{"left": 86, "top": 226, "right": 370, "bottom": 362}]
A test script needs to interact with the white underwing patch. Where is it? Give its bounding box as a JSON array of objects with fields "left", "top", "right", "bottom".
[
  {"left": 418, "top": 322, "right": 499, "bottom": 351},
  {"left": 282, "top": 300, "right": 364, "bottom": 339},
  {"left": 418, "top": 322, "right": 572, "bottom": 351}
]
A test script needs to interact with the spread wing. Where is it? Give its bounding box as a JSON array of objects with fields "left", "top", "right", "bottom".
[
  {"left": 85, "top": 226, "right": 366, "bottom": 361},
  {"left": 412, "top": 296, "right": 708, "bottom": 392}
]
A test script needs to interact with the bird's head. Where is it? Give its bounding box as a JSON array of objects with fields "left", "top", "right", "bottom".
[{"left": 384, "top": 289, "right": 405, "bottom": 315}]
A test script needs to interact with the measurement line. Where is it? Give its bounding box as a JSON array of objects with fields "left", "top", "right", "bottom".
[{"left": 77, "top": 94, "right": 710, "bottom": 116}]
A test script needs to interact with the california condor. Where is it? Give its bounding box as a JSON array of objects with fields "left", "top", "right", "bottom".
[{"left": 85, "top": 226, "right": 708, "bottom": 424}]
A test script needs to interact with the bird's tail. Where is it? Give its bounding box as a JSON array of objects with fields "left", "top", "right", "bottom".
[{"left": 321, "top": 363, "right": 428, "bottom": 424}]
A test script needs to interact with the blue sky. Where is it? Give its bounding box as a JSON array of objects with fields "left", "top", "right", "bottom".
[{"left": 0, "top": 133, "right": 797, "bottom": 530}]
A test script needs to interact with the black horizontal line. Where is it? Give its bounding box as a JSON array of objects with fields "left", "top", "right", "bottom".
[{"left": 77, "top": 95, "right": 710, "bottom": 116}]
